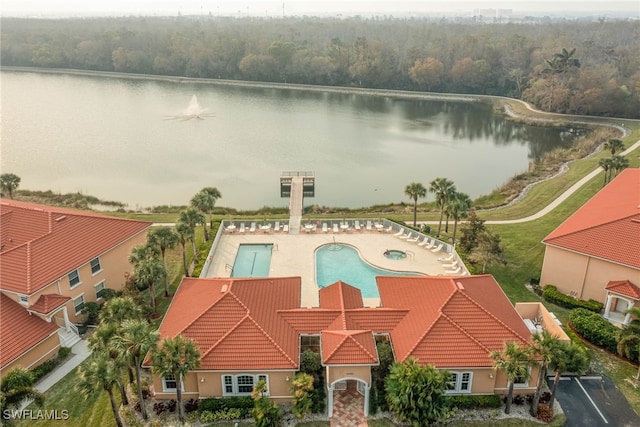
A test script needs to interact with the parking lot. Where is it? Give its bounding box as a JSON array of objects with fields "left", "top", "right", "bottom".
[{"left": 549, "top": 375, "right": 639, "bottom": 426}]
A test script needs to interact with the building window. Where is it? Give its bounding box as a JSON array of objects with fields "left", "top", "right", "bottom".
[
  {"left": 90, "top": 257, "right": 102, "bottom": 275},
  {"left": 163, "top": 374, "right": 178, "bottom": 391},
  {"left": 95, "top": 281, "right": 106, "bottom": 299},
  {"left": 300, "top": 335, "right": 321, "bottom": 354},
  {"left": 68, "top": 270, "right": 81, "bottom": 288},
  {"left": 221, "top": 374, "right": 269, "bottom": 396},
  {"left": 514, "top": 369, "right": 530, "bottom": 388},
  {"left": 446, "top": 372, "right": 473, "bottom": 394},
  {"left": 73, "top": 295, "right": 85, "bottom": 314}
]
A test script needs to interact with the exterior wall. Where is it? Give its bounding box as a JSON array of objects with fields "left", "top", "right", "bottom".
[
  {"left": 326, "top": 366, "right": 371, "bottom": 386},
  {"left": 443, "top": 368, "right": 497, "bottom": 395},
  {"left": 540, "top": 246, "right": 640, "bottom": 302},
  {"left": 492, "top": 365, "right": 540, "bottom": 395},
  {"left": 152, "top": 370, "right": 295, "bottom": 402},
  {"left": 0, "top": 333, "right": 60, "bottom": 380},
  {"left": 11, "top": 231, "right": 149, "bottom": 324}
]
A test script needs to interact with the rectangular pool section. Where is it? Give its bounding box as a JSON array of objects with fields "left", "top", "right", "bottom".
[{"left": 231, "top": 244, "right": 273, "bottom": 278}]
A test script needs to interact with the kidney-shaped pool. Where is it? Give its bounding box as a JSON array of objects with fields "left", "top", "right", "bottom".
[{"left": 315, "top": 243, "right": 422, "bottom": 298}]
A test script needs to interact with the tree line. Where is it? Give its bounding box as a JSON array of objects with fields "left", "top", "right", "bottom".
[{"left": 2, "top": 15, "right": 639, "bottom": 118}]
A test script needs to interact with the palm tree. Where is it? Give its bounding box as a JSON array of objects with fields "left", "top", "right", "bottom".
[
  {"left": 76, "top": 353, "right": 126, "bottom": 427},
  {"left": 529, "top": 331, "right": 561, "bottom": 417},
  {"left": 429, "top": 177, "right": 456, "bottom": 237},
  {"left": 175, "top": 221, "right": 193, "bottom": 277},
  {"left": 598, "top": 157, "right": 614, "bottom": 186},
  {"left": 445, "top": 192, "right": 472, "bottom": 245},
  {"left": 100, "top": 296, "right": 143, "bottom": 325},
  {"left": 128, "top": 243, "right": 159, "bottom": 269},
  {"left": 113, "top": 319, "right": 159, "bottom": 421},
  {"left": 0, "top": 173, "right": 21, "bottom": 200},
  {"left": 610, "top": 155, "right": 629, "bottom": 178},
  {"left": 151, "top": 336, "right": 201, "bottom": 422},
  {"left": 548, "top": 341, "right": 589, "bottom": 408},
  {"left": 148, "top": 227, "right": 179, "bottom": 296},
  {"left": 134, "top": 256, "right": 167, "bottom": 314},
  {"left": 88, "top": 323, "right": 130, "bottom": 404},
  {"left": 618, "top": 307, "right": 640, "bottom": 382},
  {"left": 490, "top": 341, "right": 532, "bottom": 414},
  {"left": 179, "top": 208, "right": 204, "bottom": 259},
  {"left": 604, "top": 138, "right": 624, "bottom": 156},
  {"left": 0, "top": 367, "right": 44, "bottom": 426},
  {"left": 404, "top": 182, "right": 427, "bottom": 227},
  {"left": 190, "top": 187, "right": 221, "bottom": 241}
]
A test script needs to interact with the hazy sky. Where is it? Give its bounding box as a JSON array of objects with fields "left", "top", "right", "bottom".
[{"left": 2, "top": 1, "right": 638, "bottom": 18}]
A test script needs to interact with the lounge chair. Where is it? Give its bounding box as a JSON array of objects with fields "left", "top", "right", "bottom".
[
  {"left": 354, "top": 220, "right": 361, "bottom": 231},
  {"left": 431, "top": 243, "right": 443, "bottom": 252},
  {"left": 385, "top": 225, "right": 393, "bottom": 233},
  {"left": 461, "top": 270, "right": 469, "bottom": 276},
  {"left": 366, "top": 221, "right": 373, "bottom": 231},
  {"left": 417, "top": 237, "right": 429, "bottom": 247},
  {"left": 438, "top": 252, "right": 454, "bottom": 262},
  {"left": 274, "top": 221, "right": 280, "bottom": 231},
  {"left": 394, "top": 229, "right": 404, "bottom": 237},
  {"left": 400, "top": 231, "right": 412, "bottom": 239},
  {"left": 322, "top": 223, "right": 328, "bottom": 233},
  {"left": 283, "top": 224, "right": 289, "bottom": 232},
  {"left": 424, "top": 240, "right": 435, "bottom": 249},
  {"left": 408, "top": 234, "right": 420, "bottom": 243},
  {"left": 446, "top": 266, "right": 461, "bottom": 274},
  {"left": 443, "top": 261, "right": 458, "bottom": 269},
  {"left": 239, "top": 223, "right": 246, "bottom": 233},
  {"left": 249, "top": 222, "right": 256, "bottom": 233},
  {"left": 333, "top": 223, "right": 339, "bottom": 233}
]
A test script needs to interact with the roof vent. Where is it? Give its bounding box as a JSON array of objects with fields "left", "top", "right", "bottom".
[
  {"left": 221, "top": 284, "right": 228, "bottom": 293},
  {"left": 54, "top": 215, "right": 67, "bottom": 222},
  {"left": 456, "top": 281, "right": 465, "bottom": 290}
]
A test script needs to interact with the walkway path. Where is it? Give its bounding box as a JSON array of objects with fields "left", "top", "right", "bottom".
[{"left": 416, "top": 138, "right": 640, "bottom": 226}]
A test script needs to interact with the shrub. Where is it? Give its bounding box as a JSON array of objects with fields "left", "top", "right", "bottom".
[
  {"left": 58, "top": 346, "right": 72, "bottom": 358},
  {"left": 569, "top": 308, "right": 618, "bottom": 353},
  {"left": 300, "top": 350, "right": 322, "bottom": 374},
  {"left": 536, "top": 403, "right": 554, "bottom": 422},
  {"left": 31, "top": 359, "right": 58, "bottom": 381},
  {"left": 200, "top": 408, "right": 243, "bottom": 422},
  {"left": 450, "top": 394, "right": 502, "bottom": 410},
  {"left": 199, "top": 396, "right": 253, "bottom": 417},
  {"left": 542, "top": 285, "right": 604, "bottom": 312},
  {"left": 184, "top": 398, "right": 199, "bottom": 413}
]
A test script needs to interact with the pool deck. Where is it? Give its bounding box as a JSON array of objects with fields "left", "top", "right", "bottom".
[{"left": 204, "top": 229, "right": 462, "bottom": 308}]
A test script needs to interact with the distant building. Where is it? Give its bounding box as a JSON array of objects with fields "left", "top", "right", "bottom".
[{"left": 0, "top": 199, "right": 151, "bottom": 378}]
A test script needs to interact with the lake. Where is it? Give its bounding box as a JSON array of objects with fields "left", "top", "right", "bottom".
[{"left": 0, "top": 70, "right": 573, "bottom": 210}]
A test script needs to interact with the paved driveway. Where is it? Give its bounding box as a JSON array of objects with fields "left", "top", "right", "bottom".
[{"left": 549, "top": 375, "right": 639, "bottom": 427}]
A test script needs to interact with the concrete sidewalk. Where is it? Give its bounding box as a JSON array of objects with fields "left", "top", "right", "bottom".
[{"left": 20, "top": 340, "right": 91, "bottom": 409}]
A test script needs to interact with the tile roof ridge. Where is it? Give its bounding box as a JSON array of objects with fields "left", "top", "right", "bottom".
[
  {"left": 452, "top": 290, "right": 531, "bottom": 345},
  {"left": 200, "top": 312, "right": 251, "bottom": 360},
  {"left": 348, "top": 331, "right": 377, "bottom": 362},
  {"left": 439, "top": 312, "right": 491, "bottom": 352},
  {"left": 245, "top": 315, "right": 298, "bottom": 367},
  {"left": 545, "top": 212, "right": 640, "bottom": 242},
  {"left": 325, "top": 331, "right": 377, "bottom": 364},
  {"left": 323, "top": 332, "right": 348, "bottom": 363}
]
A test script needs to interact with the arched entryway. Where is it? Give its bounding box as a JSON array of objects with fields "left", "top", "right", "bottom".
[{"left": 328, "top": 378, "right": 369, "bottom": 426}]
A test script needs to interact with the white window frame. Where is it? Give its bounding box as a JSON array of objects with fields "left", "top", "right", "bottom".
[
  {"left": 95, "top": 281, "right": 106, "bottom": 300},
  {"left": 446, "top": 371, "right": 473, "bottom": 394},
  {"left": 68, "top": 269, "right": 81, "bottom": 288},
  {"left": 73, "top": 294, "right": 85, "bottom": 315},
  {"left": 221, "top": 374, "right": 269, "bottom": 396},
  {"left": 90, "top": 257, "right": 102, "bottom": 275},
  {"left": 162, "top": 374, "right": 184, "bottom": 392}
]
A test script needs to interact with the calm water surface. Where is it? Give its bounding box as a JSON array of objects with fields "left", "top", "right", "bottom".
[{"left": 1, "top": 71, "right": 573, "bottom": 210}]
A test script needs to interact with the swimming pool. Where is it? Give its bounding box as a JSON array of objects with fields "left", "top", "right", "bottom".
[
  {"left": 315, "top": 244, "right": 420, "bottom": 298},
  {"left": 231, "top": 244, "right": 273, "bottom": 277}
]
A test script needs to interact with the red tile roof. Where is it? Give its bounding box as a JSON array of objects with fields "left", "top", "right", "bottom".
[
  {"left": 543, "top": 168, "right": 640, "bottom": 269},
  {"left": 0, "top": 199, "right": 151, "bottom": 295},
  {"left": 377, "top": 275, "right": 531, "bottom": 368},
  {"left": 29, "top": 294, "right": 71, "bottom": 314},
  {"left": 321, "top": 330, "right": 378, "bottom": 365},
  {"left": 157, "top": 275, "right": 529, "bottom": 371},
  {"left": 605, "top": 280, "right": 640, "bottom": 299},
  {"left": 0, "top": 294, "right": 59, "bottom": 368}
]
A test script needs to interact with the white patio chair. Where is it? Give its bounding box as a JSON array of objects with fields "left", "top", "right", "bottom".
[{"left": 431, "top": 243, "right": 443, "bottom": 252}]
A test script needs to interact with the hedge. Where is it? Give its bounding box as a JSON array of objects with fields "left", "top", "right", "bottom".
[
  {"left": 542, "top": 285, "right": 604, "bottom": 312},
  {"left": 199, "top": 396, "right": 253, "bottom": 418},
  {"left": 568, "top": 308, "right": 619, "bottom": 353},
  {"left": 449, "top": 394, "right": 502, "bottom": 410}
]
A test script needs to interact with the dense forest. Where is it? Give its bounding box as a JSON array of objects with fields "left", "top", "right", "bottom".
[{"left": 2, "top": 15, "right": 639, "bottom": 118}]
